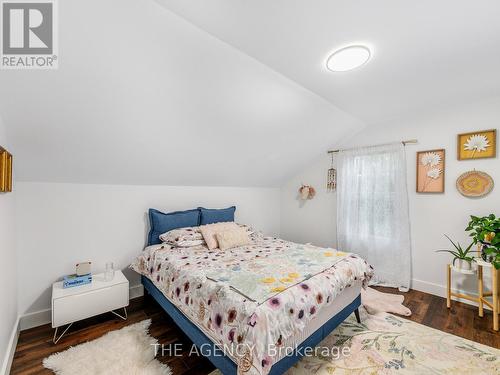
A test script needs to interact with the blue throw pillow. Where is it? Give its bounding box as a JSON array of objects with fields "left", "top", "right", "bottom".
[
  {"left": 148, "top": 208, "right": 200, "bottom": 246},
  {"left": 199, "top": 206, "right": 236, "bottom": 225}
]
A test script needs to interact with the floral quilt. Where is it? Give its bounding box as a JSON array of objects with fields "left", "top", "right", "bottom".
[{"left": 132, "top": 235, "right": 373, "bottom": 375}]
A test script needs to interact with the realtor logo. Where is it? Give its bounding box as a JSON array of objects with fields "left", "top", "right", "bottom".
[{"left": 1, "top": 0, "right": 58, "bottom": 69}]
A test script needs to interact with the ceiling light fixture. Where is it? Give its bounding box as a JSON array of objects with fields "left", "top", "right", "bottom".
[{"left": 326, "top": 45, "right": 371, "bottom": 72}]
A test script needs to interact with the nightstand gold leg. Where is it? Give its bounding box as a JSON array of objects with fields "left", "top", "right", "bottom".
[
  {"left": 478, "top": 265, "right": 484, "bottom": 317},
  {"left": 53, "top": 323, "right": 73, "bottom": 344},
  {"left": 493, "top": 268, "right": 499, "bottom": 331},
  {"left": 446, "top": 264, "right": 451, "bottom": 308},
  {"left": 111, "top": 307, "right": 127, "bottom": 320}
]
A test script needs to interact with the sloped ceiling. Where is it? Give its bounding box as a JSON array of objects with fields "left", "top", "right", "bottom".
[
  {"left": 3, "top": 1, "right": 499, "bottom": 187},
  {"left": 0, "top": 0, "right": 363, "bottom": 187},
  {"left": 157, "top": 0, "right": 500, "bottom": 124}
]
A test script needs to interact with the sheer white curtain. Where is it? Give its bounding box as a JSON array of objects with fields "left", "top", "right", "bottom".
[{"left": 337, "top": 143, "right": 411, "bottom": 291}]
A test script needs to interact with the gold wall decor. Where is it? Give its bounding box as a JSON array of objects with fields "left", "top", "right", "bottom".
[
  {"left": 456, "top": 170, "right": 494, "bottom": 198},
  {"left": 0, "top": 147, "right": 13, "bottom": 193},
  {"left": 457, "top": 129, "right": 496, "bottom": 160}
]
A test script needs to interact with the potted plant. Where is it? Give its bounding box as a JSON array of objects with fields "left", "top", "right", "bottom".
[
  {"left": 466, "top": 214, "right": 500, "bottom": 269},
  {"left": 436, "top": 235, "right": 475, "bottom": 270}
]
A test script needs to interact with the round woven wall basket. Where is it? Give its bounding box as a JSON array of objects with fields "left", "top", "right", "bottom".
[{"left": 456, "top": 170, "right": 494, "bottom": 198}]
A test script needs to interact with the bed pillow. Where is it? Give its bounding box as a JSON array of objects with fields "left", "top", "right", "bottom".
[
  {"left": 200, "top": 222, "right": 239, "bottom": 250},
  {"left": 238, "top": 223, "right": 265, "bottom": 241},
  {"left": 159, "top": 227, "right": 205, "bottom": 247},
  {"left": 199, "top": 206, "right": 236, "bottom": 225},
  {"left": 148, "top": 208, "right": 200, "bottom": 246},
  {"left": 216, "top": 228, "right": 251, "bottom": 251},
  {"left": 237, "top": 223, "right": 254, "bottom": 235}
]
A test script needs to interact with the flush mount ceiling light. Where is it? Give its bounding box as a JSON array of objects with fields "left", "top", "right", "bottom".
[{"left": 326, "top": 45, "right": 371, "bottom": 72}]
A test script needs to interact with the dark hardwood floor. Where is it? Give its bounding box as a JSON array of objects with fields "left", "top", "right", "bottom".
[
  {"left": 11, "top": 295, "right": 214, "bottom": 375},
  {"left": 10, "top": 288, "right": 499, "bottom": 374},
  {"left": 375, "top": 286, "right": 499, "bottom": 348}
]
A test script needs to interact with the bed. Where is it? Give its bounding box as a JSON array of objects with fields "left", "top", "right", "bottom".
[{"left": 132, "top": 224, "right": 373, "bottom": 375}]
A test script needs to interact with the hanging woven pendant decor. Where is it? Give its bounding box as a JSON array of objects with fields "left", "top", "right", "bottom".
[{"left": 327, "top": 153, "right": 336, "bottom": 192}]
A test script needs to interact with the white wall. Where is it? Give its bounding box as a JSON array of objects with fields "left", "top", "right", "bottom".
[
  {"left": 281, "top": 155, "right": 337, "bottom": 247},
  {"left": 1, "top": 0, "right": 360, "bottom": 335},
  {"left": 15, "top": 182, "right": 280, "bottom": 316},
  {"left": 0, "top": 116, "right": 17, "bottom": 374},
  {"left": 0, "top": 0, "right": 363, "bottom": 188},
  {"left": 281, "top": 97, "right": 500, "bottom": 298}
]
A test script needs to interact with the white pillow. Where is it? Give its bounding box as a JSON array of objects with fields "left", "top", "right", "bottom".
[
  {"left": 216, "top": 227, "right": 251, "bottom": 251},
  {"left": 200, "top": 222, "right": 240, "bottom": 250}
]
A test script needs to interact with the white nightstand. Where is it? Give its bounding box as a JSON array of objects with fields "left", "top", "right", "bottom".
[{"left": 51, "top": 270, "right": 129, "bottom": 343}]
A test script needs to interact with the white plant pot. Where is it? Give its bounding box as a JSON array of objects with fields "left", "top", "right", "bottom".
[{"left": 456, "top": 259, "right": 472, "bottom": 270}]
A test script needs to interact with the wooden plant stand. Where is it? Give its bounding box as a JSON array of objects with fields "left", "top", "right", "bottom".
[
  {"left": 446, "top": 261, "right": 499, "bottom": 331},
  {"left": 477, "top": 259, "right": 499, "bottom": 331}
]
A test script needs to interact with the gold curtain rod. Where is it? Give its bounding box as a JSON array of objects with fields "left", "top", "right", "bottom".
[{"left": 327, "top": 139, "right": 418, "bottom": 154}]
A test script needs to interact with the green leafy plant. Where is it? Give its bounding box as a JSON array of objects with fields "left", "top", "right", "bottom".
[
  {"left": 466, "top": 214, "right": 500, "bottom": 269},
  {"left": 435, "top": 235, "right": 475, "bottom": 266}
]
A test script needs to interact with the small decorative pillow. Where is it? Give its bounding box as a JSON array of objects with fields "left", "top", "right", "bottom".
[
  {"left": 200, "top": 222, "right": 239, "bottom": 250},
  {"left": 159, "top": 227, "right": 205, "bottom": 247},
  {"left": 216, "top": 228, "right": 251, "bottom": 251}
]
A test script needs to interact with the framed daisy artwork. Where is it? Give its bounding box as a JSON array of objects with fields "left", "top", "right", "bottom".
[
  {"left": 457, "top": 129, "right": 496, "bottom": 160},
  {"left": 416, "top": 149, "right": 445, "bottom": 193}
]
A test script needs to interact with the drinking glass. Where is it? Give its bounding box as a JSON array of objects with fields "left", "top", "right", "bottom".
[{"left": 104, "top": 262, "right": 115, "bottom": 281}]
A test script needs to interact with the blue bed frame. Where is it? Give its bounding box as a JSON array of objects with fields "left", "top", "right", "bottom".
[{"left": 142, "top": 275, "right": 360, "bottom": 375}]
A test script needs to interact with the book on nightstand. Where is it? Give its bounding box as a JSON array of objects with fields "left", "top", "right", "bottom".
[{"left": 63, "top": 273, "right": 92, "bottom": 288}]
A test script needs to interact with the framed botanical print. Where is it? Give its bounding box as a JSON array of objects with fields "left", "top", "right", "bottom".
[
  {"left": 416, "top": 149, "right": 445, "bottom": 193},
  {"left": 0, "top": 147, "right": 13, "bottom": 193},
  {"left": 457, "top": 129, "right": 496, "bottom": 160}
]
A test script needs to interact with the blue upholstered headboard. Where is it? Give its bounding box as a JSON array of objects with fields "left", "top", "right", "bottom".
[{"left": 147, "top": 206, "right": 236, "bottom": 246}]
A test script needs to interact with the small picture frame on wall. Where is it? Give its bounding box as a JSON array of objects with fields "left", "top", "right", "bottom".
[
  {"left": 457, "top": 129, "right": 496, "bottom": 160},
  {"left": 0, "top": 147, "right": 13, "bottom": 193},
  {"left": 416, "top": 149, "right": 445, "bottom": 193}
]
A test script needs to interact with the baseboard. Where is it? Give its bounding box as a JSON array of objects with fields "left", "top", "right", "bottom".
[
  {"left": 129, "top": 283, "right": 144, "bottom": 299},
  {"left": 411, "top": 278, "right": 491, "bottom": 310},
  {"left": 411, "top": 278, "right": 448, "bottom": 297},
  {"left": 19, "top": 284, "right": 145, "bottom": 331},
  {"left": 0, "top": 316, "right": 20, "bottom": 375},
  {"left": 19, "top": 308, "right": 51, "bottom": 331}
]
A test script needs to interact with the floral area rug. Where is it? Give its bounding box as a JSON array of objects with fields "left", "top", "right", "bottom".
[
  {"left": 211, "top": 308, "right": 499, "bottom": 374},
  {"left": 288, "top": 309, "right": 498, "bottom": 374}
]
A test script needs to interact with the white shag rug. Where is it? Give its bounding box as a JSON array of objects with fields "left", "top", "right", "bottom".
[
  {"left": 361, "top": 287, "right": 412, "bottom": 316},
  {"left": 43, "top": 319, "right": 172, "bottom": 375}
]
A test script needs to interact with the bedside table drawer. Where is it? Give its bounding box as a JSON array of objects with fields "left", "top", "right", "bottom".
[{"left": 52, "top": 282, "right": 129, "bottom": 327}]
